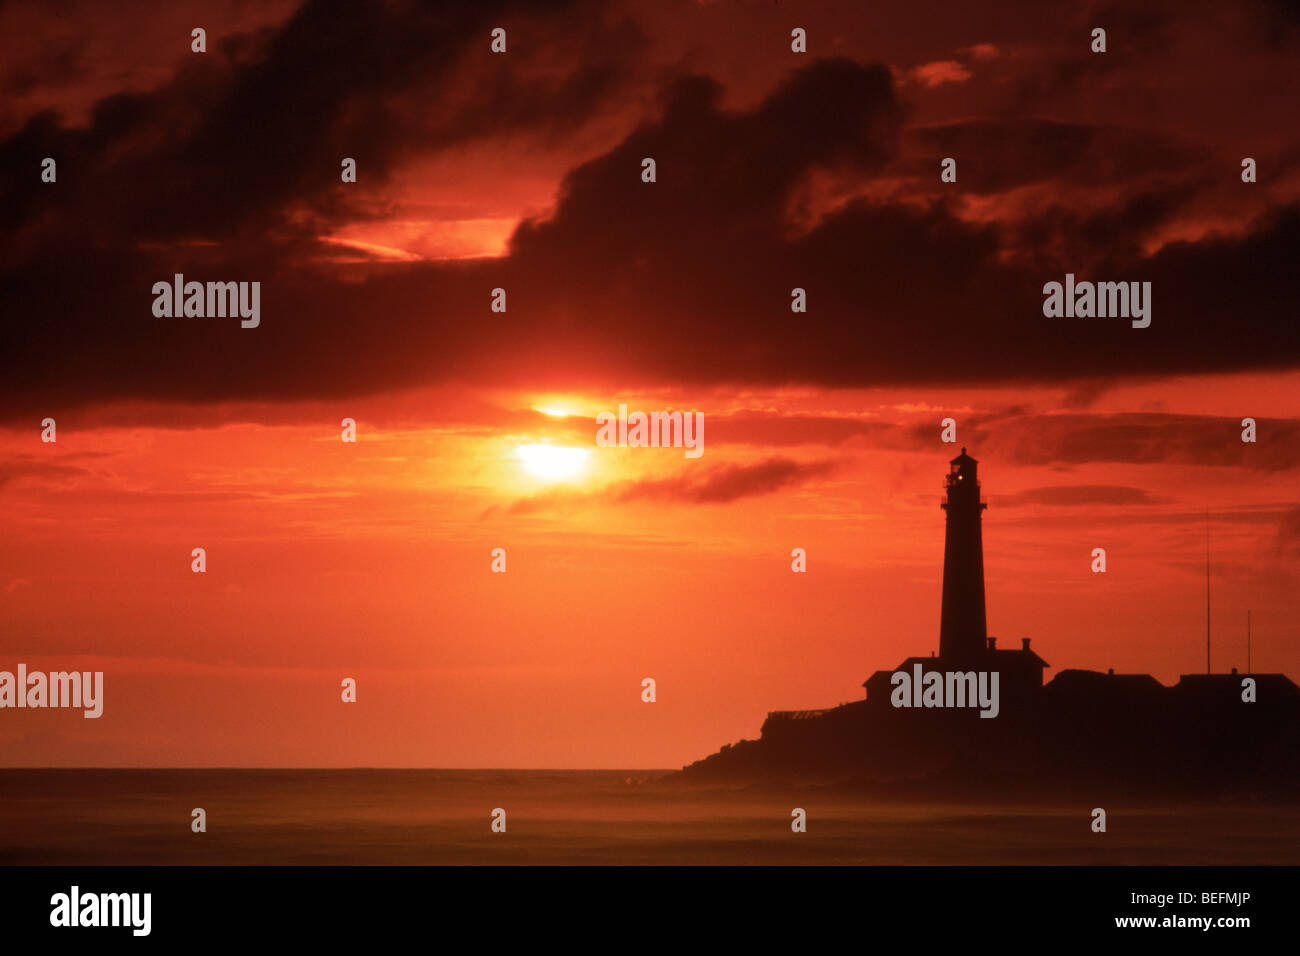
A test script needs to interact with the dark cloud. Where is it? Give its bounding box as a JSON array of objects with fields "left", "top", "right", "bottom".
[
  {"left": 0, "top": 454, "right": 93, "bottom": 487},
  {"left": 966, "top": 413, "right": 1300, "bottom": 471},
  {"left": 710, "top": 413, "right": 895, "bottom": 447},
  {"left": 0, "top": 0, "right": 638, "bottom": 249},
  {"left": 614, "top": 456, "right": 837, "bottom": 504},
  {"left": 997, "top": 484, "right": 1165, "bottom": 507},
  {"left": 1275, "top": 505, "right": 1300, "bottom": 557},
  {"left": 503, "top": 456, "right": 836, "bottom": 513},
  {"left": 1, "top": 3, "right": 1298, "bottom": 420},
  {"left": 907, "top": 119, "right": 1199, "bottom": 193}
]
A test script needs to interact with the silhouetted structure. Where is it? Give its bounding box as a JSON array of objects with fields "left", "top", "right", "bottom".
[
  {"left": 861, "top": 449, "right": 1048, "bottom": 707},
  {"left": 682, "top": 450, "right": 1299, "bottom": 798},
  {"left": 939, "top": 449, "right": 987, "bottom": 663}
]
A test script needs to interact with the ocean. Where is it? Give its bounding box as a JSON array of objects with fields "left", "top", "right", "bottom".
[{"left": 0, "top": 769, "right": 1294, "bottom": 865}]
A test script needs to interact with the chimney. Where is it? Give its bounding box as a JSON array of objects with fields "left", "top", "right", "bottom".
[
  {"left": 938, "top": 449, "right": 988, "bottom": 664},
  {"left": 1021, "top": 637, "right": 1031, "bottom": 651},
  {"left": 1107, "top": 668, "right": 1114, "bottom": 675},
  {"left": 986, "top": 637, "right": 997, "bottom": 650}
]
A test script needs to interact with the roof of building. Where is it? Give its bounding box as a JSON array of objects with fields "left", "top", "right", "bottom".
[
  {"left": 1044, "top": 669, "right": 1165, "bottom": 693},
  {"left": 1175, "top": 673, "right": 1298, "bottom": 695},
  {"left": 862, "top": 649, "right": 1050, "bottom": 687},
  {"left": 987, "top": 647, "right": 1051, "bottom": 668}
]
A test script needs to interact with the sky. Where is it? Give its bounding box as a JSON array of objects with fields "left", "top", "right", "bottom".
[{"left": 1, "top": 0, "right": 1298, "bottom": 767}]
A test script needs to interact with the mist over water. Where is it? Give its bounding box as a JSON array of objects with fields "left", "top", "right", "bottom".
[{"left": 1, "top": 770, "right": 1294, "bottom": 865}]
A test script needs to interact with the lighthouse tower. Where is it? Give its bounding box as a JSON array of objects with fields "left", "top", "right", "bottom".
[
  {"left": 939, "top": 448, "right": 988, "bottom": 664},
  {"left": 859, "top": 449, "right": 1048, "bottom": 706}
]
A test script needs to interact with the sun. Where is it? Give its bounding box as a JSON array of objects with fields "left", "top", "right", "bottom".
[{"left": 516, "top": 443, "right": 591, "bottom": 481}]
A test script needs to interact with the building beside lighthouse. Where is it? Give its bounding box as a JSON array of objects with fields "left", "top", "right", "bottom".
[
  {"left": 683, "top": 447, "right": 1300, "bottom": 794},
  {"left": 861, "top": 448, "right": 1048, "bottom": 710}
]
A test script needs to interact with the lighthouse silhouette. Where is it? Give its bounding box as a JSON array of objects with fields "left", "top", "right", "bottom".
[
  {"left": 939, "top": 448, "right": 988, "bottom": 664},
  {"left": 860, "top": 448, "right": 1048, "bottom": 708}
]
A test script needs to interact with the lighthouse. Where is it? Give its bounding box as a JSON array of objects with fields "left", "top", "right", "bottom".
[
  {"left": 859, "top": 448, "right": 1048, "bottom": 707},
  {"left": 939, "top": 448, "right": 988, "bottom": 664}
]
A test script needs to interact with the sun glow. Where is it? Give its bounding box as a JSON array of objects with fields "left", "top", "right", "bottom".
[{"left": 516, "top": 443, "right": 591, "bottom": 481}]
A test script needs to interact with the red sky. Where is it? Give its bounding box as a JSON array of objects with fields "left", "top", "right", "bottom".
[{"left": 1, "top": 0, "right": 1298, "bottom": 766}]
